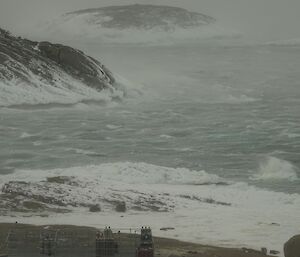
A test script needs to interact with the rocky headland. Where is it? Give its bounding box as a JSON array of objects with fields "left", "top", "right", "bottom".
[
  {"left": 0, "top": 27, "right": 117, "bottom": 106},
  {"left": 44, "top": 4, "right": 223, "bottom": 44},
  {"left": 64, "top": 4, "right": 216, "bottom": 31}
]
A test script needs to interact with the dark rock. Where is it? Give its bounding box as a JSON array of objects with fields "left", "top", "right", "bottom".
[
  {"left": 179, "top": 195, "right": 231, "bottom": 206},
  {"left": 270, "top": 250, "right": 280, "bottom": 255},
  {"left": 66, "top": 4, "right": 216, "bottom": 30},
  {"left": 2, "top": 181, "right": 68, "bottom": 207},
  {"left": 23, "top": 201, "right": 46, "bottom": 210},
  {"left": 187, "top": 251, "right": 198, "bottom": 254},
  {"left": 241, "top": 248, "right": 264, "bottom": 255},
  {"left": 271, "top": 223, "right": 280, "bottom": 226},
  {"left": 115, "top": 201, "right": 126, "bottom": 212},
  {"left": 0, "top": 27, "right": 116, "bottom": 105},
  {"left": 160, "top": 227, "right": 175, "bottom": 231},
  {"left": 38, "top": 41, "right": 115, "bottom": 90},
  {"left": 284, "top": 235, "right": 300, "bottom": 257},
  {"left": 47, "top": 176, "right": 70, "bottom": 184},
  {"left": 261, "top": 247, "right": 267, "bottom": 255},
  {"left": 132, "top": 196, "right": 170, "bottom": 212},
  {"left": 89, "top": 204, "right": 101, "bottom": 212},
  {"left": 46, "top": 176, "right": 79, "bottom": 186}
]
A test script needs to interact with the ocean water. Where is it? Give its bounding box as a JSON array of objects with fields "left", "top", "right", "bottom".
[{"left": 0, "top": 42, "right": 300, "bottom": 253}]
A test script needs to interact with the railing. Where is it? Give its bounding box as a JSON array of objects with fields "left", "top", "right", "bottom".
[{"left": 0, "top": 226, "right": 149, "bottom": 257}]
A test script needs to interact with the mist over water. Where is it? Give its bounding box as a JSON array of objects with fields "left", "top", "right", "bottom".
[{"left": 1, "top": 42, "right": 299, "bottom": 192}]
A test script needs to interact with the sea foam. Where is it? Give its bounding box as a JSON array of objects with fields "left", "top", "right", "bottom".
[
  {"left": 0, "top": 71, "right": 132, "bottom": 108},
  {"left": 1, "top": 161, "right": 300, "bottom": 254},
  {"left": 252, "top": 156, "right": 299, "bottom": 182}
]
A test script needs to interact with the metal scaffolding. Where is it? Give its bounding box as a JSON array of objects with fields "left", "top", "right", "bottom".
[{"left": 0, "top": 226, "right": 152, "bottom": 257}]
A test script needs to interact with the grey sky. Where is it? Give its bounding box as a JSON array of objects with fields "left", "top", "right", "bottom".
[{"left": 0, "top": 0, "right": 299, "bottom": 42}]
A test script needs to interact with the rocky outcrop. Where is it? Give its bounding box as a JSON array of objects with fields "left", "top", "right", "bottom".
[
  {"left": 115, "top": 201, "right": 126, "bottom": 212},
  {"left": 66, "top": 4, "right": 216, "bottom": 31},
  {"left": 38, "top": 42, "right": 115, "bottom": 89},
  {"left": 89, "top": 204, "right": 101, "bottom": 212},
  {"left": 0, "top": 177, "right": 173, "bottom": 215},
  {"left": 43, "top": 4, "right": 219, "bottom": 44},
  {"left": 0, "top": 27, "right": 116, "bottom": 105},
  {"left": 284, "top": 235, "right": 300, "bottom": 257}
]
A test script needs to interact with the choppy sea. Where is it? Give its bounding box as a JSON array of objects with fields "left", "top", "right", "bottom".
[{"left": 0, "top": 42, "right": 299, "bottom": 254}]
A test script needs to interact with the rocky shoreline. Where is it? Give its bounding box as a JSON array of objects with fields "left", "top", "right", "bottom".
[
  {"left": 0, "top": 27, "right": 115, "bottom": 90},
  {"left": 0, "top": 27, "right": 119, "bottom": 107}
]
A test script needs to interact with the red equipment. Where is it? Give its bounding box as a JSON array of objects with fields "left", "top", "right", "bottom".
[{"left": 136, "top": 227, "right": 154, "bottom": 257}]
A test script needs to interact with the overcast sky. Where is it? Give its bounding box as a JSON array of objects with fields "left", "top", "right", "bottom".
[{"left": 0, "top": 0, "right": 300, "bottom": 42}]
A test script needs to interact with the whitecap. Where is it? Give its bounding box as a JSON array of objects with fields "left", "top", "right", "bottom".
[
  {"left": 159, "top": 134, "right": 174, "bottom": 139},
  {"left": 33, "top": 141, "right": 42, "bottom": 146},
  {"left": 106, "top": 124, "right": 122, "bottom": 130},
  {"left": 20, "top": 132, "right": 34, "bottom": 138},
  {"left": 251, "top": 156, "right": 299, "bottom": 181}
]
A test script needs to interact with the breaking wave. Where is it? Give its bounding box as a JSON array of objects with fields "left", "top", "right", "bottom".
[
  {"left": 0, "top": 72, "right": 140, "bottom": 108},
  {"left": 1, "top": 162, "right": 225, "bottom": 186},
  {"left": 251, "top": 156, "right": 299, "bottom": 181},
  {"left": 0, "top": 78, "right": 113, "bottom": 108}
]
